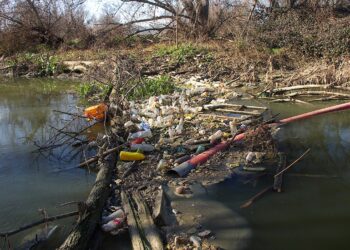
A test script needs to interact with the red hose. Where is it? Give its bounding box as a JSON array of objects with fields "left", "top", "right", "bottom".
[
  {"left": 279, "top": 102, "right": 350, "bottom": 124},
  {"left": 188, "top": 102, "right": 350, "bottom": 168}
]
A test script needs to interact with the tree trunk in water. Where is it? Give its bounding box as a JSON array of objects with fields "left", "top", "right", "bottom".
[{"left": 58, "top": 153, "right": 116, "bottom": 250}]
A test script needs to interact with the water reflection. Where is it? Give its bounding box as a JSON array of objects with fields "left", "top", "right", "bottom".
[
  {"left": 0, "top": 78, "right": 95, "bottom": 248},
  {"left": 207, "top": 102, "right": 350, "bottom": 250}
]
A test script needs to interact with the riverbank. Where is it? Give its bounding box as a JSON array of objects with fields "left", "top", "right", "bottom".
[
  {"left": 2, "top": 41, "right": 350, "bottom": 249},
  {"left": 2, "top": 41, "right": 350, "bottom": 87}
]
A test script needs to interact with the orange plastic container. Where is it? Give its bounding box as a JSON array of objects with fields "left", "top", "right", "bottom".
[{"left": 84, "top": 103, "right": 108, "bottom": 121}]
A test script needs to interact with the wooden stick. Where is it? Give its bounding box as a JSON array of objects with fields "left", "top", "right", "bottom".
[
  {"left": 197, "top": 113, "right": 240, "bottom": 120},
  {"left": 240, "top": 186, "right": 273, "bottom": 209},
  {"left": 0, "top": 211, "right": 78, "bottom": 237},
  {"left": 78, "top": 143, "right": 126, "bottom": 167},
  {"left": 273, "top": 153, "right": 286, "bottom": 192},
  {"left": 287, "top": 91, "right": 350, "bottom": 98},
  {"left": 204, "top": 104, "right": 267, "bottom": 110},
  {"left": 216, "top": 108, "right": 262, "bottom": 116},
  {"left": 274, "top": 149, "right": 311, "bottom": 178},
  {"left": 53, "top": 110, "right": 87, "bottom": 119}
]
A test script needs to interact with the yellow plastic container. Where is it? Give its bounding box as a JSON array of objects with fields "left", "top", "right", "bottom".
[
  {"left": 119, "top": 151, "right": 145, "bottom": 161},
  {"left": 84, "top": 103, "right": 108, "bottom": 121}
]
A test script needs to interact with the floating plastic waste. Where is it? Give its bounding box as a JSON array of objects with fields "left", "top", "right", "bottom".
[
  {"left": 84, "top": 103, "right": 108, "bottom": 121},
  {"left": 120, "top": 151, "right": 145, "bottom": 161}
]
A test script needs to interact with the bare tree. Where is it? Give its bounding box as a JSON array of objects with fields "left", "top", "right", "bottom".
[{"left": 0, "top": 0, "right": 88, "bottom": 53}]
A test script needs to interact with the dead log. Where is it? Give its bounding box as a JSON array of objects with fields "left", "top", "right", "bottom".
[
  {"left": 121, "top": 191, "right": 145, "bottom": 250},
  {"left": 153, "top": 186, "right": 176, "bottom": 227},
  {"left": 58, "top": 151, "right": 116, "bottom": 250},
  {"left": 133, "top": 192, "right": 164, "bottom": 250}
]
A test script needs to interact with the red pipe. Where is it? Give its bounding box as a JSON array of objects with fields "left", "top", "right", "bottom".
[
  {"left": 171, "top": 102, "right": 350, "bottom": 177},
  {"left": 279, "top": 102, "right": 350, "bottom": 124}
]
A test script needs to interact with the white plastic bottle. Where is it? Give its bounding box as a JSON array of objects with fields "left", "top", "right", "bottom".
[
  {"left": 129, "top": 130, "right": 152, "bottom": 139},
  {"left": 102, "top": 209, "right": 124, "bottom": 224},
  {"left": 101, "top": 217, "right": 125, "bottom": 232},
  {"left": 209, "top": 130, "right": 223, "bottom": 143},
  {"left": 130, "top": 144, "right": 155, "bottom": 152}
]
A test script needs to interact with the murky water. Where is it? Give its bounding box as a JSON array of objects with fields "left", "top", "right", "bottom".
[
  {"left": 207, "top": 101, "right": 350, "bottom": 250},
  {"left": 1, "top": 78, "right": 350, "bottom": 249},
  {"left": 0, "top": 78, "right": 95, "bottom": 248}
]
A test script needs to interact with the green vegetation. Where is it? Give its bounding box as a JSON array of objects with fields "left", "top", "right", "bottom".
[
  {"left": 7, "top": 53, "right": 59, "bottom": 76},
  {"left": 154, "top": 43, "right": 209, "bottom": 63},
  {"left": 129, "top": 75, "right": 175, "bottom": 100},
  {"left": 76, "top": 81, "right": 110, "bottom": 99}
]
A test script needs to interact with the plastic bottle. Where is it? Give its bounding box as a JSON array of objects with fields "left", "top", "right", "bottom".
[
  {"left": 120, "top": 151, "right": 145, "bottom": 161},
  {"left": 229, "top": 121, "right": 237, "bottom": 135},
  {"left": 124, "top": 121, "right": 135, "bottom": 129},
  {"left": 130, "top": 144, "right": 155, "bottom": 152},
  {"left": 129, "top": 130, "right": 152, "bottom": 139},
  {"left": 209, "top": 130, "right": 223, "bottom": 143},
  {"left": 101, "top": 217, "right": 125, "bottom": 232},
  {"left": 168, "top": 128, "right": 176, "bottom": 138},
  {"left": 156, "top": 159, "right": 167, "bottom": 171},
  {"left": 102, "top": 209, "right": 124, "bottom": 224},
  {"left": 175, "top": 118, "right": 184, "bottom": 135}
]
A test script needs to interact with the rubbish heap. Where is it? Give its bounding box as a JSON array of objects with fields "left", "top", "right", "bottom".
[{"left": 98, "top": 75, "right": 278, "bottom": 250}]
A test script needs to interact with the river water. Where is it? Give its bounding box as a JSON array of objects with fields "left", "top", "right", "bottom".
[
  {"left": 0, "top": 78, "right": 95, "bottom": 248},
  {"left": 1, "top": 78, "right": 350, "bottom": 249}
]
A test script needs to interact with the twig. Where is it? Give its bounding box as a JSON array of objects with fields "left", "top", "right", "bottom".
[
  {"left": 240, "top": 185, "right": 273, "bottom": 209},
  {"left": 78, "top": 143, "right": 127, "bottom": 167},
  {"left": 0, "top": 211, "right": 78, "bottom": 237},
  {"left": 52, "top": 110, "right": 87, "bottom": 119},
  {"left": 274, "top": 149, "right": 311, "bottom": 178}
]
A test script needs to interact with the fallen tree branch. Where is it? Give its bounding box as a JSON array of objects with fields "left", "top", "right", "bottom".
[
  {"left": 59, "top": 149, "right": 117, "bottom": 249},
  {"left": 78, "top": 143, "right": 126, "bottom": 167},
  {"left": 287, "top": 91, "right": 350, "bottom": 98},
  {"left": 0, "top": 211, "right": 78, "bottom": 237}
]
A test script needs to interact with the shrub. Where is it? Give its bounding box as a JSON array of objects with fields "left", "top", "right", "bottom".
[
  {"left": 128, "top": 75, "right": 175, "bottom": 100},
  {"left": 154, "top": 43, "right": 207, "bottom": 63},
  {"left": 77, "top": 81, "right": 110, "bottom": 99}
]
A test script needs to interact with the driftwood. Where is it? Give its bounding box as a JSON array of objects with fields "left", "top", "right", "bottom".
[
  {"left": 52, "top": 110, "right": 87, "bottom": 119},
  {"left": 197, "top": 113, "right": 241, "bottom": 120},
  {"left": 133, "top": 192, "right": 164, "bottom": 250},
  {"left": 269, "top": 84, "right": 330, "bottom": 94},
  {"left": 0, "top": 211, "right": 78, "bottom": 237},
  {"left": 240, "top": 186, "right": 273, "bottom": 209},
  {"left": 203, "top": 103, "right": 267, "bottom": 110},
  {"left": 270, "top": 98, "right": 311, "bottom": 105},
  {"left": 121, "top": 191, "right": 145, "bottom": 250},
  {"left": 78, "top": 143, "right": 125, "bottom": 167},
  {"left": 268, "top": 84, "right": 350, "bottom": 95},
  {"left": 286, "top": 91, "right": 350, "bottom": 98},
  {"left": 121, "top": 191, "right": 164, "bottom": 250},
  {"left": 122, "top": 161, "right": 138, "bottom": 178},
  {"left": 153, "top": 186, "right": 176, "bottom": 226},
  {"left": 215, "top": 108, "right": 262, "bottom": 116},
  {"left": 58, "top": 151, "right": 116, "bottom": 250}
]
